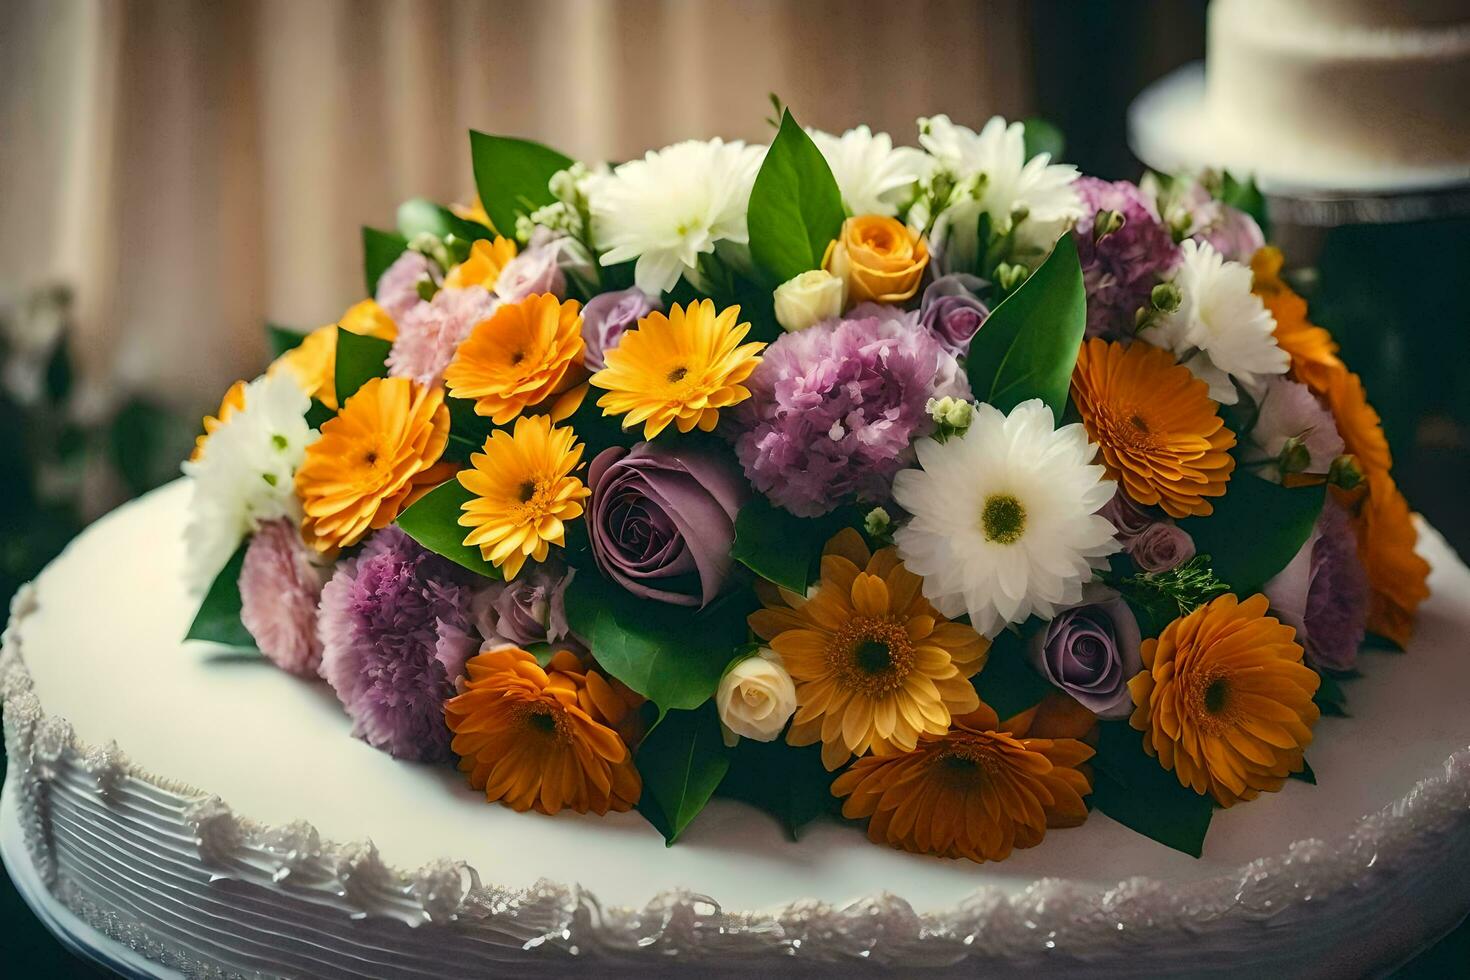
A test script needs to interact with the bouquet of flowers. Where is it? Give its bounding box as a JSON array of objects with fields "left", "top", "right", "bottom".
[{"left": 182, "top": 105, "right": 1429, "bottom": 863}]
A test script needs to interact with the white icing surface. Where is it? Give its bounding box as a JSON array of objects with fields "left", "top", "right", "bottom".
[{"left": 4, "top": 480, "right": 1470, "bottom": 975}]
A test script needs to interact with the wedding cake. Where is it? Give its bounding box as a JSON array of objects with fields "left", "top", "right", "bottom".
[{"left": 4, "top": 106, "right": 1468, "bottom": 976}]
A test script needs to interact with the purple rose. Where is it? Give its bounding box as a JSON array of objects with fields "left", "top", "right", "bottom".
[
  {"left": 1131, "top": 523, "right": 1196, "bottom": 573},
  {"left": 472, "top": 562, "right": 574, "bottom": 648},
  {"left": 1264, "top": 499, "right": 1369, "bottom": 672},
  {"left": 494, "top": 241, "right": 565, "bottom": 302},
  {"left": 918, "top": 274, "right": 989, "bottom": 355},
  {"left": 1099, "top": 490, "right": 1155, "bottom": 544},
  {"left": 582, "top": 287, "right": 656, "bottom": 370},
  {"left": 1028, "top": 592, "right": 1143, "bottom": 719},
  {"left": 587, "top": 443, "right": 748, "bottom": 607}
]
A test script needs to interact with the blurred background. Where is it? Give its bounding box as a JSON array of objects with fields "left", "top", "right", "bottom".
[{"left": 0, "top": 1, "right": 1465, "bottom": 974}]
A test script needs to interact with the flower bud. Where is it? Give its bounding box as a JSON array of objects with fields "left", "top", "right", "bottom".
[
  {"left": 716, "top": 648, "right": 797, "bottom": 745},
  {"left": 995, "top": 262, "right": 1030, "bottom": 294},
  {"left": 1278, "top": 435, "right": 1311, "bottom": 475},
  {"left": 926, "top": 395, "right": 973, "bottom": 442},
  {"left": 1150, "top": 282, "right": 1182, "bottom": 314},
  {"left": 1328, "top": 453, "right": 1364, "bottom": 490},
  {"left": 772, "top": 269, "right": 845, "bottom": 332},
  {"left": 1093, "top": 208, "right": 1127, "bottom": 241},
  {"left": 864, "top": 506, "right": 893, "bottom": 541}
]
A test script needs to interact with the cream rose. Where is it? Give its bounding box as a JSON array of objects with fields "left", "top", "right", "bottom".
[
  {"left": 716, "top": 648, "right": 797, "bottom": 744},
  {"left": 772, "top": 269, "right": 845, "bottom": 332}
]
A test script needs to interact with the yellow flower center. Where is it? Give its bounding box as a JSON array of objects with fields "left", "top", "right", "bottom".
[
  {"left": 981, "top": 494, "right": 1027, "bottom": 545},
  {"left": 829, "top": 617, "right": 915, "bottom": 696}
]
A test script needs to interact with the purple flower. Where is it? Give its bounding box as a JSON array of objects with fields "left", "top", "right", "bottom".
[
  {"left": 375, "top": 250, "right": 437, "bottom": 323},
  {"left": 581, "top": 287, "right": 656, "bottom": 370},
  {"left": 587, "top": 443, "right": 748, "bottom": 607},
  {"left": 1199, "top": 204, "right": 1265, "bottom": 263},
  {"left": 1073, "top": 178, "right": 1179, "bottom": 340},
  {"left": 238, "top": 518, "right": 326, "bottom": 677},
  {"left": 1247, "top": 377, "right": 1344, "bottom": 480},
  {"left": 1098, "top": 490, "right": 1156, "bottom": 544},
  {"left": 733, "top": 311, "right": 970, "bottom": 517},
  {"left": 387, "top": 285, "right": 497, "bottom": 387},
  {"left": 494, "top": 240, "right": 566, "bottom": 302},
  {"left": 1264, "top": 500, "right": 1369, "bottom": 673},
  {"left": 1131, "top": 522, "right": 1195, "bottom": 573},
  {"left": 918, "top": 274, "right": 989, "bottom": 355},
  {"left": 1028, "top": 590, "right": 1143, "bottom": 719},
  {"left": 317, "top": 527, "right": 484, "bottom": 761},
  {"left": 472, "top": 562, "right": 575, "bottom": 649}
]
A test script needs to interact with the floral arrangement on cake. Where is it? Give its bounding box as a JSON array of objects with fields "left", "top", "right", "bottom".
[{"left": 181, "top": 105, "right": 1429, "bottom": 863}]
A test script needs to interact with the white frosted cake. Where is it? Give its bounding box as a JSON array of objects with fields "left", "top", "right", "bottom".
[
  {"left": 1132, "top": 0, "right": 1470, "bottom": 191},
  {"left": 3, "top": 481, "right": 1470, "bottom": 977}
]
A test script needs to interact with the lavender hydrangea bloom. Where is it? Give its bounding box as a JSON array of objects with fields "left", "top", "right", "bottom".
[
  {"left": 375, "top": 250, "right": 437, "bottom": 323},
  {"left": 733, "top": 311, "right": 970, "bottom": 517},
  {"left": 1264, "top": 500, "right": 1369, "bottom": 673},
  {"left": 1247, "top": 377, "right": 1345, "bottom": 480},
  {"left": 387, "top": 284, "right": 497, "bottom": 387},
  {"left": 317, "top": 527, "right": 483, "bottom": 762},
  {"left": 1073, "top": 178, "right": 1179, "bottom": 340}
]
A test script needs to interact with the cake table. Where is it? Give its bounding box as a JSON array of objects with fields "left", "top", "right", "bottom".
[{"left": 4, "top": 480, "right": 1470, "bottom": 977}]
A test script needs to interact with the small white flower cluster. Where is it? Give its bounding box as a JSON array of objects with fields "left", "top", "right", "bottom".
[{"left": 182, "top": 372, "right": 316, "bottom": 590}]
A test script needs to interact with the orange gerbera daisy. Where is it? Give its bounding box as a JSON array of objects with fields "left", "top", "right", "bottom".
[
  {"left": 749, "top": 528, "right": 989, "bottom": 770},
  {"left": 831, "top": 698, "right": 1094, "bottom": 862},
  {"left": 444, "top": 236, "right": 518, "bottom": 291},
  {"left": 1338, "top": 473, "right": 1430, "bottom": 649},
  {"left": 444, "top": 293, "right": 587, "bottom": 424},
  {"left": 457, "top": 414, "right": 590, "bottom": 579},
  {"left": 590, "top": 299, "right": 764, "bottom": 439},
  {"left": 295, "top": 377, "right": 452, "bottom": 552},
  {"left": 191, "top": 379, "right": 246, "bottom": 461},
  {"left": 1323, "top": 367, "right": 1392, "bottom": 481},
  {"left": 444, "top": 646, "right": 641, "bottom": 815},
  {"left": 1250, "top": 247, "right": 1343, "bottom": 395},
  {"left": 1128, "top": 592, "right": 1319, "bottom": 807},
  {"left": 1071, "top": 338, "right": 1237, "bottom": 518},
  {"left": 272, "top": 299, "right": 398, "bottom": 410}
]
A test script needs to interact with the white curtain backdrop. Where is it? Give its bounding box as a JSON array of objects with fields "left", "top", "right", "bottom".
[{"left": 0, "top": 0, "right": 1032, "bottom": 412}]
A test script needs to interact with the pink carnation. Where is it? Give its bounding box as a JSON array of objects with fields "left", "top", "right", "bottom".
[
  {"left": 375, "top": 250, "right": 436, "bottom": 323},
  {"left": 387, "top": 285, "right": 497, "bottom": 387},
  {"left": 238, "top": 519, "right": 327, "bottom": 677}
]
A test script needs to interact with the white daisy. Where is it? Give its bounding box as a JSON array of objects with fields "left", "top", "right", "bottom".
[
  {"left": 587, "top": 138, "right": 765, "bottom": 296},
  {"left": 182, "top": 371, "right": 315, "bottom": 589},
  {"left": 918, "top": 115, "right": 1082, "bottom": 270},
  {"left": 892, "top": 399, "right": 1117, "bottom": 637},
  {"left": 808, "top": 125, "right": 931, "bottom": 217},
  {"left": 1151, "top": 239, "right": 1289, "bottom": 404}
]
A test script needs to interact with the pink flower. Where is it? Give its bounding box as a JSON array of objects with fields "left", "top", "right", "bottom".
[
  {"left": 375, "top": 251, "right": 437, "bottom": 323},
  {"left": 494, "top": 239, "right": 566, "bottom": 302},
  {"left": 238, "top": 519, "right": 327, "bottom": 677},
  {"left": 386, "top": 285, "right": 497, "bottom": 387}
]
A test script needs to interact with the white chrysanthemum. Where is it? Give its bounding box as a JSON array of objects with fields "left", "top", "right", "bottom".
[
  {"left": 919, "top": 115, "right": 1082, "bottom": 268},
  {"left": 1152, "top": 239, "right": 1289, "bottom": 404},
  {"left": 182, "top": 372, "right": 315, "bottom": 589},
  {"left": 587, "top": 138, "right": 765, "bottom": 296},
  {"left": 808, "top": 125, "right": 931, "bottom": 217},
  {"left": 892, "top": 399, "right": 1118, "bottom": 638}
]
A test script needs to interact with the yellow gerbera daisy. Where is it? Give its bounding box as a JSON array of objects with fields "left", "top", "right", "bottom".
[
  {"left": 272, "top": 299, "right": 398, "bottom": 410},
  {"left": 191, "top": 379, "right": 246, "bottom": 461},
  {"left": 444, "top": 236, "right": 518, "bottom": 291},
  {"left": 295, "top": 377, "right": 452, "bottom": 552},
  {"left": 590, "top": 299, "right": 764, "bottom": 439},
  {"left": 450, "top": 196, "right": 495, "bottom": 233},
  {"left": 443, "top": 293, "right": 587, "bottom": 424},
  {"left": 457, "top": 414, "right": 591, "bottom": 579},
  {"left": 749, "top": 528, "right": 990, "bottom": 770}
]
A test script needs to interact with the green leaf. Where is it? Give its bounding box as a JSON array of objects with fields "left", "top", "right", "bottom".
[
  {"left": 362, "top": 227, "right": 409, "bottom": 297},
  {"left": 469, "top": 131, "right": 573, "bottom": 239},
  {"left": 1184, "top": 473, "right": 1323, "bottom": 597},
  {"left": 747, "top": 109, "right": 847, "bottom": 284},
  {"left": 635, "top": 704, "right": 732, "bottom": 844},
  {"left": 1091, "top": 721, "right": 1214, "bottom": 857},
  {"left": 305, "top": 399, "right": 335, "bottom": 430},
  {"left": 184, "top": 544, "right": 255, "bottom": 648},
  {"left": 333, "top": 329, "right": 392, "bottom": 407},
  {"left": 973, "top": 626, "right": 1054, "bottom": 720},
  {"left": 1314, "top": 671, "right": 1350, "bottom": 717},
  {"left": 394, "top": 480, "right": 502, "bottom": 579},
  {"left": 965, "top": 232, "right": 1087, "bottom": 418},
  {"left": 396, "top": 197, "right": 491, "bottom": 243},
  {"left": 717, "top": 738, "right": 837, "bottom": 840},
  {"left": 730, "top": 496, "right": 857, "bottom": 594},
  {"left": 1289, "top": 758, "right": 1317, "bottom": 785},
  {"left": 563, "top": 572, "right": 757, "bottom": 712},
  {"left": 1219, "top": 171, "right": 1270, "bottom": 239},
  {"left": 1021, "top": 117, "right": 1066, "bottom": 161},
  {"left": 267, "top": 323, "right": 307, "bottom": 357}
]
